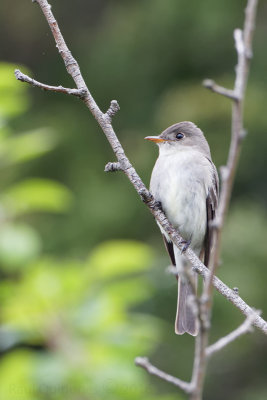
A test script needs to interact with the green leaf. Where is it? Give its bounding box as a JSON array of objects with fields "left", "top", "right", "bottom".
[
  {"left": 0, "top": 63, "right": 30, "bottom": 119},
  {"left": 1, "top": 258, "right": 86, "bottom": 332},
  {"left": 0, "top": 223, "right": 42, "bottom": 270},
  {"left": 0, "top": 351, "right": 35, "bottom": 400},
  {"left": 1, "top": 178, "right": 73, "bottom": 215},
  {"left": 89, "top": 357, "right": 148, "bottom": 400},
  {"left": 0, "top": 128, "right": 57, "bottom": 167},
  {"left": 105, "top": 277, "right": 154, "bottom": 307},
  {"left": 93, "top": 313, "right": 162, "bottom": 357},
  {"left": 88, "top": 240, "right": 154, "bottom": 279}
]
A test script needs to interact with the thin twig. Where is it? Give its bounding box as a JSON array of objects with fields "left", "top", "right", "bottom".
[
  {"left": 15, "top": 69, "right": 86, "bottom": 98},
  {"left": 104, "top": 100, "right": 120, "bottom": 121},
  {"left": 135, "top": 357, "right": 192, "bottom": 393},
  {"left": 206, "top": 312, "right": 257, "bottom": 358},
  {"left": 167, "top": 262, "right": 267, "bottom": 334},
  {"left": 202, "top": 79, "right": 239, "bottom": 100},
  {"left": 104, "top": 162, "right": 122, "bottom": 172},
  {"left": 194, "top": 263, "right": 267, "bottom": 334}
]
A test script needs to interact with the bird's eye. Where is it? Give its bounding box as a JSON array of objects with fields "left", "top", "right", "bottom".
[{"left": 176, "top": 133, "right": 184, "bottom": 140}]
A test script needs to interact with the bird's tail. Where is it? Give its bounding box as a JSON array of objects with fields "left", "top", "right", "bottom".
[
  {"left": 175, "top": 274, "right": 198, "bottom": 336},
  {"left": 173, "top": 245, "right": 198, "bottom": 336}
]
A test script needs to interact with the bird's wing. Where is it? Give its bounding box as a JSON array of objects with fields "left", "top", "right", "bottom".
[
  {"left": 204, "top": 160, "right": 219, "bottom": 266},
  {"left": 162, "top": 234, "right": 176, "bottom": 266}
]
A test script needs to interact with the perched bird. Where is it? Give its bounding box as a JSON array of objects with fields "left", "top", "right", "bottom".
[{"left": 145, "top": 122, "right": 218, "bottom": 336}]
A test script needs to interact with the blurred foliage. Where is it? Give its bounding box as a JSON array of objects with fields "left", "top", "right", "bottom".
[
  {"left": 0, "top": 0, "right": 267, "bottom": 399},
  {"left": 0, "top": 63, "right": 30, "bottom": 119},
  {"left": 0, "top": 62, "right": 72, "bottom": 272},
  {"left": 0, "top": 240, "right": 167, "bottom": 400}
]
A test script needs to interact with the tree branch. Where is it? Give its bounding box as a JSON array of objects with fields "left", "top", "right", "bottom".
[
  {"left": 104, "top": 162, "right": 122, "bottom": 172},
  {"left": 166, "top": 264, "right": 267, "bottom": 334},
  {"left": 205, "top": 0, "right": 258, "bottom": 288},
  {"left": 190, "top": 2, "right": 258, "bottom": 398},
  {"left": 135, "top": 357, "right": 192, "bottom": 393},
  {"left": 202, "top": 79, "right": 239, "bottom": 100},
  {"left": 104, "top": 100, "right": 120, "bottom": 121},
  {"left": 206, "top": 312, "right": 257, "bottom": 358},
  {"left": 15, "top": 69, "right": 86, "bottom": 98},
  {"left": 193, "top": 263, "right": 266, "bottom": 334},
  {"left": 135, "top": 313, "right": 260, "bottom": 393},
  {"left": 200, "top": 0, "right": 259, "bottom": 323}
]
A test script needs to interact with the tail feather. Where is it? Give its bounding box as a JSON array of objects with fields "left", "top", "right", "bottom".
[{"left": 175, "top": 275, "right": 198, "bottom": 336}]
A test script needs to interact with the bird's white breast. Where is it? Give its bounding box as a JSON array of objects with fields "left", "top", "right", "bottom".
[{"left": 150, "top": 147, "right": 213, "bottom": 251}]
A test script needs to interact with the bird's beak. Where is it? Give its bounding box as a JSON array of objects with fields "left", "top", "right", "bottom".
[{"left": 145, "top": 136, "right": 165, "bottom": 143}]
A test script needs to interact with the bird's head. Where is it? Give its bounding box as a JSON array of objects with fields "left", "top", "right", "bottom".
[{"left": 145, "top": 121, "right": 211, "bottom": 157}]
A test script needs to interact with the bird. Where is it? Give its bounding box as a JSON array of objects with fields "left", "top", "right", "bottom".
[{"left": 145, "top": 121, "right": 218, "bottom": 336}]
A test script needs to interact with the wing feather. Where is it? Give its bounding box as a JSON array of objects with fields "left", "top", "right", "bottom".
[
  {"left": 204, "top": 160, "right": 219, "bottom": 266},
  {"left": 162, "top": 235, "right": 176, "bottom": 266}
]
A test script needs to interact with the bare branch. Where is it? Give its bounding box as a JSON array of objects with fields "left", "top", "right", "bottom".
[
  {"left": 194, "top": 4, "right": 259, "bottom": 390},
  {"left": 105, "top": 100, "right": 120, "bottom": 121},
  {"left": 194, "top": 264, "right": 267, "bottom": 334},
  {"left": 232, "top": 287, "right": 239, "bottom": 295},
  {"left": 190, "top": 330, "right": 208, "bottom": 400},
  {"left": 104, "top": 162, "right": 122, "bottom": 172},
  {"left": 137, "top": 188, "right": 154, "bottom": 204},
  {"left": 166, "top": 264, "right": 267, "bottom": 334},
  {"left": 205, "top": 0, "right": 259, "bottom": 297},
  {"left": 202, "top": 79, "right": 239, "bottom": 100},
  {"left": 135, "top": 357, "right": 192, "bottom": 393},
  {"left": 14, "top": 69, "right": 86, "bottom": 98},
  {"left": 206, "top": 312, "right": 257, "bottom": 358}
]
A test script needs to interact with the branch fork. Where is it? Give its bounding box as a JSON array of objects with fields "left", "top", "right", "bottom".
[
  {"left": 14, "top": 69, "right": 86, "bottom": 98},
  {"left": 135, "top": 311, "right": 259, "bottom": 392},
  {"left": 202, "top": 79, "right": 239, "bottom": 101},
  {"left": 104, "top": 100, "right": 120, "bottom": 122},
  {"left": 104, "top": 162, "right": 122, "bottom": 172},
  {"left": 135, "top": 357, "right": 192, "bottom": 394}
]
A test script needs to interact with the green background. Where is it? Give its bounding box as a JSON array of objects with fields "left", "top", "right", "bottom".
[{"left": 0, "top": 1, "right": 266, "bottom": 399}]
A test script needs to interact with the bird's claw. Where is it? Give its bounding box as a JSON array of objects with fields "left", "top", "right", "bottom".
[
  {"left": 154, "top": 200, "right": 163, "bottom": 210},
  {"left": 180, "top": 239, "right": 191, "bottom": 253}
]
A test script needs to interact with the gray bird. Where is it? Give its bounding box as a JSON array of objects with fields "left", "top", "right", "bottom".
[{"left": 145, "top": 121, "right": 218, "bottom": 336}]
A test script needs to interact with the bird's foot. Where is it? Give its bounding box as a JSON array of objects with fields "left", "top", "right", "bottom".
[
  {"left": 154, "top": 200, "right": 163, "bottom": 211},
  {"left": 180, "top": 239, "right": 191, "bottom": 253}
]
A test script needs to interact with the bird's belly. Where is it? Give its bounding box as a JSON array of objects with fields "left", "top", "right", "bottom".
[
  {"left": 163, "top": 180, "right": 207, "bottom": 249},
  {"left": 150, "top": 153, "right": 210, "bottom": 250}
]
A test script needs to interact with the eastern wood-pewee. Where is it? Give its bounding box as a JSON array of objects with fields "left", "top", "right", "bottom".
[{"left": 146, "top": 121, "right": 218, "bottom": 336}]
